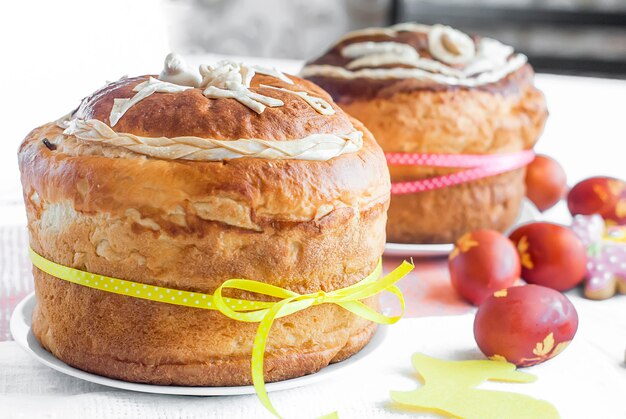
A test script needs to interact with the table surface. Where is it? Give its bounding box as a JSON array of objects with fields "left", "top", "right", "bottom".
[{"left": 1, "top": 55, "right": 625, "bottom": 419}]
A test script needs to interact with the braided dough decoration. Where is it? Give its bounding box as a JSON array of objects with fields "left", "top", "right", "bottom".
[
  {"left": 260, "top": 84, "right": 335, "bottom": 115},
  {"left": 301, "top": 23, "right": 526, "bottom": 87},
  {"left": 159, "top": 53, "right": 203, "bottom": 87},
  {"left": 200, "top": 61, "right": 284, "bottom": 114},
  {"left": 64, "top": 118, "right": 363, "bottom": 161},
  {"left": 428, "top": 24, "right": 476, "bottom": 65},
  {"left": 109, "top": 78, "right": 193, "bottom": 126}
]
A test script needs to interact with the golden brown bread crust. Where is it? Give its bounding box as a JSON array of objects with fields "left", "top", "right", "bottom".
[
  {"left": 304, "top": 29, "right": 548, "bottom": 243},
  {"left": 19, "top": 70, "right": 390, "bottom": 385},
  {"left": 78, "top": 74, "right": 355, "bottom": 140},
  {"left": 387, "top": 170, "right": 524, "bottom": 244},
  {"left": 22, "top": 119, "right": 388, "bottom": 231},
  {"left": 27, "top": 197, "right": 384, "bottom": 384}
]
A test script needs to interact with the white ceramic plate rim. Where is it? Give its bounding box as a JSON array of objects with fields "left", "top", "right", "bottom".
[
  {"left": 10, "top": 292, "right": 387, "bottom": 396},
  {"left": 384, "top": 198, "right": 541, "bottom": 258}
]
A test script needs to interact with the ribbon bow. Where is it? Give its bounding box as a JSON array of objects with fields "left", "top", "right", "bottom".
[{"left": 212, "top": 259, "right": 413, "bottom": 418}]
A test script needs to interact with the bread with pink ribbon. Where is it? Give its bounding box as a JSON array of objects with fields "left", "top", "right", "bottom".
[
  {"left": 18, "top": 54, "right": 414, "bottom": 403},
  {"left": 301, "top": 23, "right": 548, "bottom": 244}
]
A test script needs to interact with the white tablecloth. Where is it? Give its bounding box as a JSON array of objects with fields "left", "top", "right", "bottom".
[{"left": 2, "top": 301, "right": 626, "bottom": 419}]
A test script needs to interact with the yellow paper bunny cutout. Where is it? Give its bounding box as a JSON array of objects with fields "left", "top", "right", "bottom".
[{"left": 391, "top": 353, "right": 559, "bottom": 419}]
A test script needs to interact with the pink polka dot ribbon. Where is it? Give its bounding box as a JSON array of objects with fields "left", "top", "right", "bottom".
[{"left": 386, "top": 150, "right": 535, "bottom": 195}]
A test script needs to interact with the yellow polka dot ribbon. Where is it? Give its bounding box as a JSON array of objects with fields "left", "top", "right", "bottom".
[{"left": 29, "top": 247, "right": 414, "bottom": 418}]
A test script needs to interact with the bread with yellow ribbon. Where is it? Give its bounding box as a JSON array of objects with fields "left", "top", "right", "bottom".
[
  {"left": 302, "top": 23, "right": 548, "bottom": 244},
  {"left": 18, "top": 55, "right": 391, "bottom": 386}
]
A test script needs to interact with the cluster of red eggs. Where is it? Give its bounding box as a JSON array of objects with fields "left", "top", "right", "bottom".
[
  {"left": 449, "top": 162, "right": 625, "bottom": 368},
  {"left": 449, "top": 226, "right": 581, "bottom": 367},
  {"left": 525, "top": 154, "right": 625, "bottom": 224}
]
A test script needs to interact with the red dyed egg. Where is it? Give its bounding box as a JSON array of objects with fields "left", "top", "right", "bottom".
[
  {"left": 525, "top": 155, "right": 567, "bottom": 212},
  {"left": 449, "top": 230, "right": 520, "bottom": 305},
  {"left": 474, "top": 285, "right": 578, "bottom": 367},
  {"left": 509, "top": 222, "right": 587, "bottom": 291},
  {"left": 567, "top": 177, "right": 626, "bottom": 225}
]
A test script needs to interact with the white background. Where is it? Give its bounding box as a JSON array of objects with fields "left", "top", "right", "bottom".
[{"left": 0, "top": 0, "right": 170, "bottom": 202}]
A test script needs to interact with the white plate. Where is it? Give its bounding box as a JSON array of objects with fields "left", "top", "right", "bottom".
[
  {"left": 384, "top": 198, "right": 541, "bottom": 258},
  {"left": 10, "top": 292, "right": 387, "bottom": 396}
]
